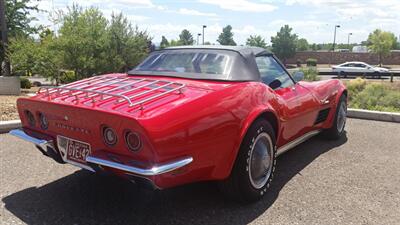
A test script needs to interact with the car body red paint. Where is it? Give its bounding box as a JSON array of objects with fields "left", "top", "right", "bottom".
[{"left": 14, "top": 47, "right": 347, "bottom": 190}]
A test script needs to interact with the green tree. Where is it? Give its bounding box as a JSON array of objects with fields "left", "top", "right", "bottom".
[
  {"left": 246, "top": 35, "right": 266, "bottom": 48},
  {"left": 160, "top": 36, "right": 169, "bottom": 49},
  {"left": 106, "top": 12, "right": 150, "bottom": 72},
  {"left": 296, "top": 38, "right": 309, "bottom": 51},
  {"left": 169, "top": 39, "right": 182, "bottom": 46},
  {"left": 367, "top": 29, "right": 395, "bottom": 66},
  {"left": 217, "top": 25, "right": 236, "bottom": 46},
  {"left": 310, "top": 43, "right": 318, "bottom": 51},
  {"left": 1, "top": 0, "right": 39, "bottom": 76},
  {"left": 56, "top": 5, "right": 109, "bottom": 79},
  {"left": 179, "top": 29, "right": 194, "bottom": 45},
  {"left": 8, "top": 32, "right": 61, "bottom": 82},
  {"left": 271, "top": 25, "right": 298, "bottom": 64},
  {"left": 4, "top": 0, "right": 39, "bottom": 37},
  {"left": 386, "top": 31, "right": 398, "bottom": 50},
  {"left": 8, "top": 37, "right": 38, "bottom": 76}
]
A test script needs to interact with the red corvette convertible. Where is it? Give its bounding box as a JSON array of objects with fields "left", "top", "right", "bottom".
[{"left": 11, "top": 46, "right": 347, "bottom": 202}]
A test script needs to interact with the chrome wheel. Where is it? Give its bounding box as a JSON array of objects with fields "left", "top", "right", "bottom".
[
  {"left": 337, "top": 101, "right": 347, "bottom": 133},
  {"left": 248, "top": 133, "right": 273, "bottom": 189}
]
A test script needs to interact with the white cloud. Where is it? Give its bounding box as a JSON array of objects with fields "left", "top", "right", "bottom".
[
  {"left": 101, "top": 9, "right": 150, "bottom": 22},
  {"left": 286, "top": 0, "right": 400, "bottom": 20},
  {"left": 198, "top": 0, "right": 277, "bottom": 12},
  {"left": 113, "top": 0, "right": 154, "bottom": 6},
  {"left": 145, "top": 23, "right": 275, "bottom": 45},
  {"left": 283, "top": 0, "right": 400, "bottom": 43},
  {"left": 177, "top": 8, "right": 218, "bottom": 17},
  {"left": 28, "top": 0, "right": 400, "bottom": 45}
]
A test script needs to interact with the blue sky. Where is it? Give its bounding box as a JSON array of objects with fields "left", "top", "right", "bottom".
[{"left": 31, "top": 0, "right": 400, "bottom": 45}]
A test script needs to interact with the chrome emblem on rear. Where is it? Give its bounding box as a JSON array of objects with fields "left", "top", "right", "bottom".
[{"left": 55, "top": 122, "right": 90, "bottom": 134}]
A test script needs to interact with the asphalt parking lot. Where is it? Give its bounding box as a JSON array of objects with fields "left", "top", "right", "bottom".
[{"left": 1, "top": 118, "right": 400, "bottom": 225}]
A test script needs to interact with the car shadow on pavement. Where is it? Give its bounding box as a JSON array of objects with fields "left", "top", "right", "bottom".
[{"left": 2, "top": 133, "right": 347, "bottom": 225}]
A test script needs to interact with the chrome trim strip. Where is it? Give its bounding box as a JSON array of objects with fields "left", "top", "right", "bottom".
[
  {"left": 9, "top": 129, "right": 49, "bottom": 149},
  {"left": 276, "top": 130, "right": 321, "bottom": 156},
  {"left": 86, "top": 156, "right": 193, "bottom": 176},
  {"left": 65, "top": 158, "right": 95, "bottom": 172}
]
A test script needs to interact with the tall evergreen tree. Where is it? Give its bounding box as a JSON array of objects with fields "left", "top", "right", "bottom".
[
  {"left": 296, "top": 38, "right": 309, "bottom": 51},
  {"left": 217, "top": 25, "right": 236, "bottom": 46},
  {"left": 270, "top": 25, "right": 298, "bottom": 64},
  {"left": 246, "top": 35, "right": 267, "bottom": 48},
  {"left": 160, "top": 36, "right": 169, "bottom": 48},
  {"left": 179, "top": 29, "right": 194, "bottom": 45}
]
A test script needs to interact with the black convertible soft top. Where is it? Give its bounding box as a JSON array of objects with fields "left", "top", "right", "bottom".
[
  {"left": 166, "top": 45, "right": 272, "bottom": 58},
  {"left": 128, "top": 45, "right": 274, "bottom": 81}
]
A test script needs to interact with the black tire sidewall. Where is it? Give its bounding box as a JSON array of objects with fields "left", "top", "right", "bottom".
[
  {"left": 323, "top": 94, "right": 347, "bottom": 139},
  {"left": 236, "top": 119, "right": 277, "bottom": 201}
]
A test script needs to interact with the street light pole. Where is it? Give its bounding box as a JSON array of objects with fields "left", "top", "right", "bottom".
[
  {"left": 330, "top": 24, "right": 340, "bottom": 66},
  {"left": 0, "top": 0, "right": 10, "bottom": 76},
  {"left": 202, "top": 25, "right": 206, "bottom": 45},
  {"left": 332, "top": 25, "right": 340, "bottom": 52},
  {"left": 347, "top": 32, "right": 353, "bottom": 50},
  {"left": 197, "top": 33, "right": 201, "bottom": 45}
]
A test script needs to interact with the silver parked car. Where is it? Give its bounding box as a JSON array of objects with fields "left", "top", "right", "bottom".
[{"left": 332, "top": 61, "right": 389, "bottom": 77}]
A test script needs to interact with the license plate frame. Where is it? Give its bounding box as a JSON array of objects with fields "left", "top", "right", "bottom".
[{"left": 57, "top": 135, "right": 91, "bottom": 164}]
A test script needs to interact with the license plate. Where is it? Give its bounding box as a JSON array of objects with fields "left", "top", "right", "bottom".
[{"left": 62, "top": 137, "right": 91, "bottom": 164}]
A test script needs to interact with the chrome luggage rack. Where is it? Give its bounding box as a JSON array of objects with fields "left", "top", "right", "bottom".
[{"left": 37, "top": 76, "right": 185, "bottom": 110}]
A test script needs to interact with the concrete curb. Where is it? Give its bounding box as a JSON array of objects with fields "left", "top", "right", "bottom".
[
  {"left": 347, "top": 108, "right": 400, "bottom": 123},
  {"left": 0, "top": 120, "right": 21, "bottom": 133},
  {"left": 0, "top": 108, "right": 399, "bottom": 134}
]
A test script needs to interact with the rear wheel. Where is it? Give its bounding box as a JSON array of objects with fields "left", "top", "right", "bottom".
[
  {"left": 373, "top": 71, "right": 381, "bottom": 79},
  {"left": 322, "top": 94, "right": 347, "bottom": 139},
  {"left": 338, "top": 71, "right": 347, "bottom": 79},
  {"left": 219, "top": 119, "right": 276, "bottom": 203}
]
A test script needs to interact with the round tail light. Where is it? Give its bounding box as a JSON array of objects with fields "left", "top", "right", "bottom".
[
  {"left": 125, "top": 131, "right": 142, "bottom": 151},
  {"left": 38, "top": 112, "right": 48, "bottom": 130},
  {"left": 103, "top": 127, "right": 117, "bottom": 146},
  {"left": 25, "top": 110, "right": 35, "bottom": 127}
]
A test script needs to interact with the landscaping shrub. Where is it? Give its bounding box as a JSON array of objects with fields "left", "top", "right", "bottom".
[
  {"left": 299, "top": 67, "right": 320, "bottom": 81},
  {"left": 306, "top": 58, "right": 317, "bottom": 66},
  {"left": 296, "top": 59, "right": 302, "bottom": 67},
  {"left": 346, "top": 79, "right": 400, "bottom": 112},
  {"left": 346, "top": 77, "right": 367, "bottom": 102},
  {"left": 20, "top": 77, "right": 32, "bottom": 89}
]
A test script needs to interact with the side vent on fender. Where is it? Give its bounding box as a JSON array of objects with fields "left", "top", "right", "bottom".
[{"left": 314, "top": 108, "right": 331, "bottom": 125}]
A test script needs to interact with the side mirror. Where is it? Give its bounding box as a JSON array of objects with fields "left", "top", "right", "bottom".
[
  {"left": 293, "top": 71, "right": 304, "bottom": 82},
  {"left": 269, "top": 79, "right": 282, "bottom": 90}
]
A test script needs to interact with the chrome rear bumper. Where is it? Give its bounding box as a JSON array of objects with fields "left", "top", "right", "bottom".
[
  {"left": 9, "top": 129, "right": 51, "bottom": 149},
  {"left": 86, "top": 156, "right": 193, "bottom": 176},
  {"left": 9, "top": 129, "right": 193, "bottom": 177}
]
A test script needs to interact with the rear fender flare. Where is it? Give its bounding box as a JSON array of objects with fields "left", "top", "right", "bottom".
[{"left": 223, "top": 106, "right": 280, "bottom": 178}]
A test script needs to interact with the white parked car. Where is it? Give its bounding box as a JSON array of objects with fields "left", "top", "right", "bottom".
[{"left": 332, "top": 61, "right": 389, "bottom": 77}]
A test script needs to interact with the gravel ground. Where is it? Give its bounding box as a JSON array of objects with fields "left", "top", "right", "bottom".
[
  {"left": 1, "top": 88, "right": 38, "bottom": 121},
  {"left": 1, "top": 118, "right": 400, "bottom": 225},
  {"left": 0, "top": 96, "right": 24, "bottom": 121}
]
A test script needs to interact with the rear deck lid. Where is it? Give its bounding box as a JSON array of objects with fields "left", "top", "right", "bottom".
[{"left": 33, "top": 74, "right": 232, "bottom": 118}]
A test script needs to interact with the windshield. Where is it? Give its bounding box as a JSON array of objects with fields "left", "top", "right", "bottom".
[{"left": 130, "top": 49, "right": 234, "bottom": 80}]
